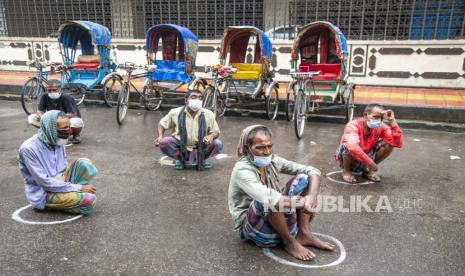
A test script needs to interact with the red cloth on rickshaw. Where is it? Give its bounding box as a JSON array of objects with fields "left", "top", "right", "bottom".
[
  {"left": 72, "top": 62, "right": 100, "bottom": 69},
  {"left": 299, "top": 63, "right": 341, "bottom": 81}
]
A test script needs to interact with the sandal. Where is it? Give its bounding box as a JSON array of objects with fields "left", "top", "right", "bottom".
[
  {"left": 342, "top": 173, "right": 357, "bottom": 183},
  {"left": 362, "top": 171, "right": 381, "bottom": 182}
]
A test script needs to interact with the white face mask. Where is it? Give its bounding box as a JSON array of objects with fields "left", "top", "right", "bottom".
[
  {"left": 56, "top": 138, "right": 68, "bottom": 146},
  {"left": 187, "top": 99, "right": 203, "bottom": 112},
  {"left": 48, "top": 92, "right": 61, "bottom": 100}
]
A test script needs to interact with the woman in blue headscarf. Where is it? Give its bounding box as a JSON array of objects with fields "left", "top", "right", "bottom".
[{"left": 18, "top": 110, "right": 98, "bottom": 215}]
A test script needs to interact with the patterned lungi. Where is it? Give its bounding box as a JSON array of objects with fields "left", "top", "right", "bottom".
[
  {"left": 159, "top": 136, "right": 223, "bottom": 166},
  {"left": 45, "top": 158, "right": 97, "bottom": 215},
  {"left": 241, "top": 174, "right": 309, "bottom": 247},
  {"left": 335, "top": 139, "right": 385, "bottom": 173}
]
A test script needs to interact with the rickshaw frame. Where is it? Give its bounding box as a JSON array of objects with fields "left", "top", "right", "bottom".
[
  {"left": 286, "top": 21, "right": 356, "bottom": 139},
  {"left": 202, "top": 26, "right": 280, "bottom": 120}
]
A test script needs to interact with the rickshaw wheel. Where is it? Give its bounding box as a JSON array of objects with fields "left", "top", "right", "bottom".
[
  {"left": 285, "top": 92, "right": 295, "bottom": 121},
  {"left": 293, "top": 89, "right": 307, "bottom": 139},
  {"left": 103, "top": 76, "right": 123, "bottom": 108},
  {"left": 265, "top": 85, "right": 279, "bottom": 120},
  {"left": 203, "top": 85, "right": 226, "bottom": 117},
  {"left": 285, "top": 81, "right": 296, "bottom": 121},
  {"left": 143, "top": 86, "right": 162, "bottom": 111},
  {"left": 344, "top": 86, "right": 355, "bottom": 122},
  {"left": 20, "top": 77, "right": 45, "bottom": 115},
  {"left": 116, "top": 83, "right": 130, "bottom": 125}
]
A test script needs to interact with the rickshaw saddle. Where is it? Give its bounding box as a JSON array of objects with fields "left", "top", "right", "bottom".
[
  {"left": 230, "top": 63, "right": 262, "bottom": 80},
  {"left": 299, "top": 63, "right": 341, "bottom": 81}
]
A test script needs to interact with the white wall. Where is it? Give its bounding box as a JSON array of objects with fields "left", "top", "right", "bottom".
[{"left": 0, "top": 37, "right": 464, "bottom": 88}]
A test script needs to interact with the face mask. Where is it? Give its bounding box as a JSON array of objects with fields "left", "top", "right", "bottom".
[
  {"left": 251, "top": 154, "right": 272, "bottom": 168},
  {"left": 57, "top": 129, "right": 70, "bottom": 140},
  {"left": 188, "top": 99, "right": 203, "bottom": 112},
  {"left": 48, "top": 92, "right": 61, "bottom": 100},
  {"left": 367, "top": 119, "right": 382, "bottom": 129}
]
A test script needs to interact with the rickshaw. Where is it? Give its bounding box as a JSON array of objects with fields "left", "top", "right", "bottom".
[
  {"left": 202, "top": 26, "right": 279, "bottom": 120},
  {"left": 286, "top": 21, "right": 356, "bottom": 139},
  {"left": 58, "top": 20, "right": 120, "bottom": 106},
  {"left": 20, "top": 21, "right": 119, "bottom": 115},
  {"left": 115, "top": 24, "right": 205, "bottom": 125}
]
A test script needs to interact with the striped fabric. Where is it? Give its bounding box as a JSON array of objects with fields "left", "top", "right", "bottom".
[{"left": 45, "top": 158, "right": 98, "bottom": 215}]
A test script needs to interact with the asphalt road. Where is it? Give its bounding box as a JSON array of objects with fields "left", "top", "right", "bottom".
[{"left": 1, "top": 99, "right": 464, "bottom": 275}]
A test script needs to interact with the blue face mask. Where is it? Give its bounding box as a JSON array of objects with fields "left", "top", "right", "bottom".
[
  {"left": 367, "top": 119, "right": 382, "bottom": 129},
  {"left": 251, "top": 155, "right": 272, "bottom": 168}
]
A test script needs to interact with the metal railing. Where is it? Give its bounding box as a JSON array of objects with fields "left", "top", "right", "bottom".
[{"left": 0, "top": 0, "right": 463, "bottom": 40}]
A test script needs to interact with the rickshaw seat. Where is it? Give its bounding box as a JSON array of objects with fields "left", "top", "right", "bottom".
[
  {"left": 299, "top": 63, "right": 341, "bottom": 81},
  {"left": 72, "top": 62, "right": 100, "bottom": 69},
  {"left": 230, "top": 63, "right": 262, "bottom": 80},
  {"left": 73, "top": 54, "right": 100, "bottom": 70}
]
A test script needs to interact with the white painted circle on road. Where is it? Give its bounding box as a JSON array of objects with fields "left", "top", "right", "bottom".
[
  {"left": 262, "top": 232, "right": 346, "bottom": 268},
  {"left": 11, "top": 205, "right": 83, "bottom": 225},
  {"left": 326, "top": 170, "right": 374, "bottom": 185},
  {"left": 159, "top": 156, "right": 174, "bottom": 166}
]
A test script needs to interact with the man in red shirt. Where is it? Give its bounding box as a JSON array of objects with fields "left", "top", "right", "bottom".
[{"left": 335, "top": 104, "right": 403, "bottom": 182}]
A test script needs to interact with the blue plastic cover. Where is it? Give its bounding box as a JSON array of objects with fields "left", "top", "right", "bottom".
[
  {"left": 258, "top": 30, "right": 273, "bottom": 58},
  {"left": 147, "top": 60, "right": 192, "bottom": 83},
  {"left": 333, "top": 25, "right": 348, "bottom": 56},
  {"left": 146, "top": 24, "right": 198, "bottom": 50},
  {"left": 59, "top": 20, "right": 112, "bottom": 51}
]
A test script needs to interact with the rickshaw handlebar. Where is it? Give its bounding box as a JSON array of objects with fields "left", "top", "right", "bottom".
[
  {"left": 290, "top": 70, "right": 321, "bottom": 79},
  {"left": 118, "top": 62, "right": 155, "bottom": 72},
  {"left": 28, "top": 59, "right": 64, "bottom": 73}
]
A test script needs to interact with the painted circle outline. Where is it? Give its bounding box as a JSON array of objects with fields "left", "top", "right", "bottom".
[
  {"left": 11, "top": 204, "right": 83, "bottom": 225},
  {"left": 326, "top": 170, "right": 374, "bottom": 185},
  {"left": 159, "top": 156, "right": 174, "bottom": 166},
  {"left": 262, "top": 232, "right": 346, "bottom": 268}
]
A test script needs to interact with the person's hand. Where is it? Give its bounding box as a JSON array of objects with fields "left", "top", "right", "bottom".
[
  {"left": 81, "top": 185, "right": 96, "bottom": 194},
  {"left": 367, "top": 162, "right": 378, "bottom": 172},
  {"left": 203, "top": 135, "right": 213, "bottom": 145},
  {"left": 153, "top": 136, "right": 162, "bottom": 147},
  {"left": 303, "top": 194, "right": 317, "bottom": 214},
  {"left": 383, "top": 109, "right": 395, "bottom": 122}
]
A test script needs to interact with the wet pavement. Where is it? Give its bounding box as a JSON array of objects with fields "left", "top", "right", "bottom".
[{"left": 1, "top": 99, "right": 465, "bottom": 275}]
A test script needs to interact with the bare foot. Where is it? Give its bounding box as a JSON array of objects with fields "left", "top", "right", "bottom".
[
  {"left": 296, "top": 232, "right": 336, "bottom": 251},
  {"left": 283, "top": 240, "right": 316, "bottom": 261},
  {"left": 342, "top": 171, "right": 357, "bottom": 183}
]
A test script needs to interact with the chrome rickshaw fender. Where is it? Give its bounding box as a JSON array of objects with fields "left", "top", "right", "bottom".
[
  {"left": 143, "top": 78, "right": 152, "bottom": 87},
  {"left": 100, "top": 72, "right": 123, "bottom": 85},
  {"left": 342, "top": 82, "right": 356, "bottom": 101},
  {"left": 265, "top": 80, "right": 280, "bottom": 97}
]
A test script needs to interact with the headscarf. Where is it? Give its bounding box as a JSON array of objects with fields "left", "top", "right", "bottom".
[
  {"left": 37, "top": 110, "right": 61, "bottom": 145},
  {"left": 237, "top": 125, "right": 281, "bottom": 191},
  {"left": 237, "top": 124, "right": 267, "bottom": 158}
]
